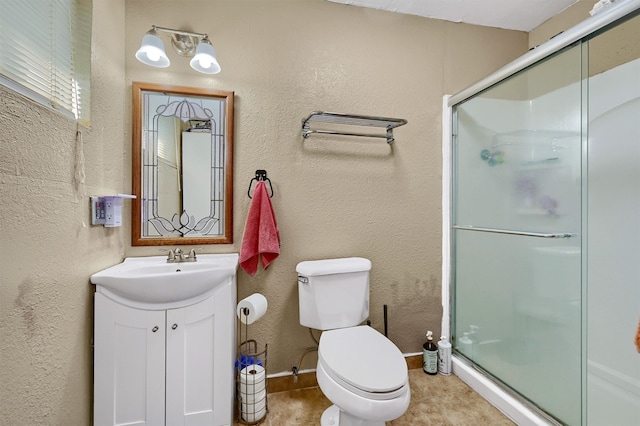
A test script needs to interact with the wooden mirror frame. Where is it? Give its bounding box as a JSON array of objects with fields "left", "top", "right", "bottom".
[{"left": 131, "top": 82, "right": 234, "bottom": 246}]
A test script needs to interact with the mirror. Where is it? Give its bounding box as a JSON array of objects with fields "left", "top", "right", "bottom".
[{"left": 132, "top": 82, "right": 234, "bottom": 246}]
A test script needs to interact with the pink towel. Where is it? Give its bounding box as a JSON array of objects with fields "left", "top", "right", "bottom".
[{"left": 240, "top": 181, "right": 280, "bottom": 275}]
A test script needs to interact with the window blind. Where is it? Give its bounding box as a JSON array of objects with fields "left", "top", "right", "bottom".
[{"left": 0, "top": 0, "right": 92, "bottom": 123}]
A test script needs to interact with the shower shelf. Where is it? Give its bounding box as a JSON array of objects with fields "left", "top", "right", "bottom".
[{"left": 302, "top": 111, "right": 407, "bottom": 144}]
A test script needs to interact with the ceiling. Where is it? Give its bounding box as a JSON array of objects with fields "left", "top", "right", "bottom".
[{"left": 327, "top": 0, "right": 581, "bottom": 31}]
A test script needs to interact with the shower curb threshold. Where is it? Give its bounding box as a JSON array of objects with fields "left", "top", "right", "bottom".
[{"left": 452, "top": 355, "right": 559, "bottom": 426}]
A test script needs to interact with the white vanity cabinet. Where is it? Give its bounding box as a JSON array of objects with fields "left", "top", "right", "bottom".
[{"left": 92, "top": 261, "right": 236, "bottom": 426}]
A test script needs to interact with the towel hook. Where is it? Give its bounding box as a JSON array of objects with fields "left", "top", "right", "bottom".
[{"left": 248, "top": 169, "right": 274, "bottom": 199}]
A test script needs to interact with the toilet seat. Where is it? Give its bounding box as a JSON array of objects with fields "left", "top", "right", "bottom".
[{"left": 318, "top": 326, "right": 408, "bottom": 400}]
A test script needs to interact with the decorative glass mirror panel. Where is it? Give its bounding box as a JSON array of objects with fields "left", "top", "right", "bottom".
[{"left": 132, "top": 82, "right": 234, "bottom": 245}]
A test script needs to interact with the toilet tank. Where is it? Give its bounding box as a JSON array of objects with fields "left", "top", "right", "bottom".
[{"left": 296, "top": 257, "right": 372, "bottom": 330}]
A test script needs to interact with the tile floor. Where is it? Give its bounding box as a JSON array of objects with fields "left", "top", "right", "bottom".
[{"left": 235, "top": 369, "right": 515, "bottom": 425}]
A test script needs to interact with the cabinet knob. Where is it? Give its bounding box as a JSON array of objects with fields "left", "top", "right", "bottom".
[
  {"left": 152, "top": 326, "right": 159, "bottom": 333},
  {"left": 172, "top": 323, "right": 178, "bottom": 330}
]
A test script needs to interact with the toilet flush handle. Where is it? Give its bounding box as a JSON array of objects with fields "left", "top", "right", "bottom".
[{"left": 298, "top": 275, "right": 309, "bottom": 284}]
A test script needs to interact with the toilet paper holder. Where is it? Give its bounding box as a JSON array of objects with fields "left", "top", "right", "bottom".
[{"left": 237, "top": 310, "right": 268, "bottom": 424}]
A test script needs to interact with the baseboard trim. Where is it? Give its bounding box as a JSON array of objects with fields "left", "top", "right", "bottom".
[
  {"left": 405, "top": 354, "right": 423, "bottom": 370},
  {"left": 267, "top": 354, "right": 423, "bottom": 394}
]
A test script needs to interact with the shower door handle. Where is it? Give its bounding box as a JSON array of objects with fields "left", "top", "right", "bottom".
[{"left": 452, "top": 225, "right": 576, "bottom": 238}]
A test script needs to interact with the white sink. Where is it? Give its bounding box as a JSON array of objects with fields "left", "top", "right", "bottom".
[{"left": 91, "top": 253, "right": 239, "bottom": 306}]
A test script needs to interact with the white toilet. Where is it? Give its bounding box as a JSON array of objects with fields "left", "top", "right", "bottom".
[{"left": 297, "top": 257, "right": 410, "bottom": 426}]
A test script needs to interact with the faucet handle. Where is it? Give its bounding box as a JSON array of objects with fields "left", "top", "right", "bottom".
[
  {"left": 167, "top": 249, "right": 176, "bottom": 262},
  {"left": 188, "top": 248, "right": 197, "bottom": 261}
]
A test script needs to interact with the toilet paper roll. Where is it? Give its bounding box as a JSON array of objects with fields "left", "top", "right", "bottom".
[
  {"left": 239, "top": 364, "right": 266, "bottom": 384},
  {"left": 240, "top": 389, "right": 266, "bottom": 405},
  {"left": 241, "top": 397, "right": 266, "bottom": 409},
  {"left": 236, "top": 293, "right": 268, "bottom": 324},
  {"left": 241, "top": 404, "right": 266, "bottom": 423},
  {"left": 239, "top": 364, "right": 266, "bottom": 395}
]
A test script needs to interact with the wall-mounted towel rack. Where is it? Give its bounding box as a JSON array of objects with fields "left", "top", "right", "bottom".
[{"left": 302, "top": 111, "right": 407, "bottom": 144}]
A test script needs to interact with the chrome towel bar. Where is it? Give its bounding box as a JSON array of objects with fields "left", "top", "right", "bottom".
[{"left": 452, "top": 225, "right": 576, "bottom": 239}]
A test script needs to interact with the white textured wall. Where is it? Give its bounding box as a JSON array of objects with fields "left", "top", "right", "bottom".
[
  {"left": 125, "top": 0, "right": 527, "bottom": 374},
  {"left": 0, "top": 0, "right": 127, "bottom": 424}
]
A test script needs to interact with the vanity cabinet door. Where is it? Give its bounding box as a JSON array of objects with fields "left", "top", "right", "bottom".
[
  {"left": 165, "top": 283, "right": 234, "bottom": 426},
  {"left": 94, "top": 293, "right": 166, "bottom": 426}
]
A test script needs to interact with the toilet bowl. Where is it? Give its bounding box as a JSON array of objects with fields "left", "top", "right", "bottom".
[{"left": 316, "top": 326, "right": 411, "bottom": 426}]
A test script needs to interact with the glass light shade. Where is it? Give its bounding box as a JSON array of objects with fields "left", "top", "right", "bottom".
[
  {"left": 190, "top": 38, "right": 221, "bottom": 74},
  {"left": 135, "top": 30, "right": 170, "bottom": 68}
]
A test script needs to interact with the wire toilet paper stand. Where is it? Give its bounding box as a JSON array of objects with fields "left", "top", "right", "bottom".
[{"left": 237, "top": 308, "right": 268, "bottom": 425}]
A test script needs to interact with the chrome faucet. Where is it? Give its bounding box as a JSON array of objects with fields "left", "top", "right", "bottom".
[
  {"left": 166, "top": 248, "right": 197, "bottom": 263},
  {"left": 167, "top": 249, "right": 177, "bottom": 262},
  {"left": 187, "top": 248, "right": 197, "bottom": 261}
]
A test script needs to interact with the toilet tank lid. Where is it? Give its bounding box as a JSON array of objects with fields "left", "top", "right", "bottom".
[{"left": 296, "top": 257, "right": 371, "bottom": 276}]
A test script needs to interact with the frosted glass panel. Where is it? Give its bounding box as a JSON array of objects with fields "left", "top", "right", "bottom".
[
  {"left": 586, "top": 14, "right": 640, "bottom": 425},
  {"left": 454, "top": 46, "right": 582, "bottom": 234},
  {"left": 454, "top": 231, "right": 581, "bottom": 424},
  {"left": 452, "top": 44, "right": 583, "bottom": 425}
]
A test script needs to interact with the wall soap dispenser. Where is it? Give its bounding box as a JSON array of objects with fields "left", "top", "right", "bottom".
[{"left": 91, "top": 194, "right": 136, "bottom": 227}]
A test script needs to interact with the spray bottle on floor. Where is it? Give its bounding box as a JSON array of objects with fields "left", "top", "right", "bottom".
[{"left": 423, "top": 330, "right": 438, "bottom": 375}]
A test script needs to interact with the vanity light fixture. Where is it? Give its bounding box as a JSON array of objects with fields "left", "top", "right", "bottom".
[{"left": 135, "top": 25, "right": 221, "bottom": 74}]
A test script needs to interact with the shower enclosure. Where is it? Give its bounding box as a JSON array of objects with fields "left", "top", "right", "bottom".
[{"left": 447, "top": 3, "right": 639, "bottom": 425}]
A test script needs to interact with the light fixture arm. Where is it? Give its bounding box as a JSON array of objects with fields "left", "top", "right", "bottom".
[{"left": 151, "top": 25, "right": 208, "bottom": 40}]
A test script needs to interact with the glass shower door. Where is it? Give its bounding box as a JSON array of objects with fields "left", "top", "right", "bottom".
[
  {"left": 585, "top": 14, "right": 640, "bottom": 425},
  {"left": 452, "top": 44, "right": 583, "bottom": 425}
]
